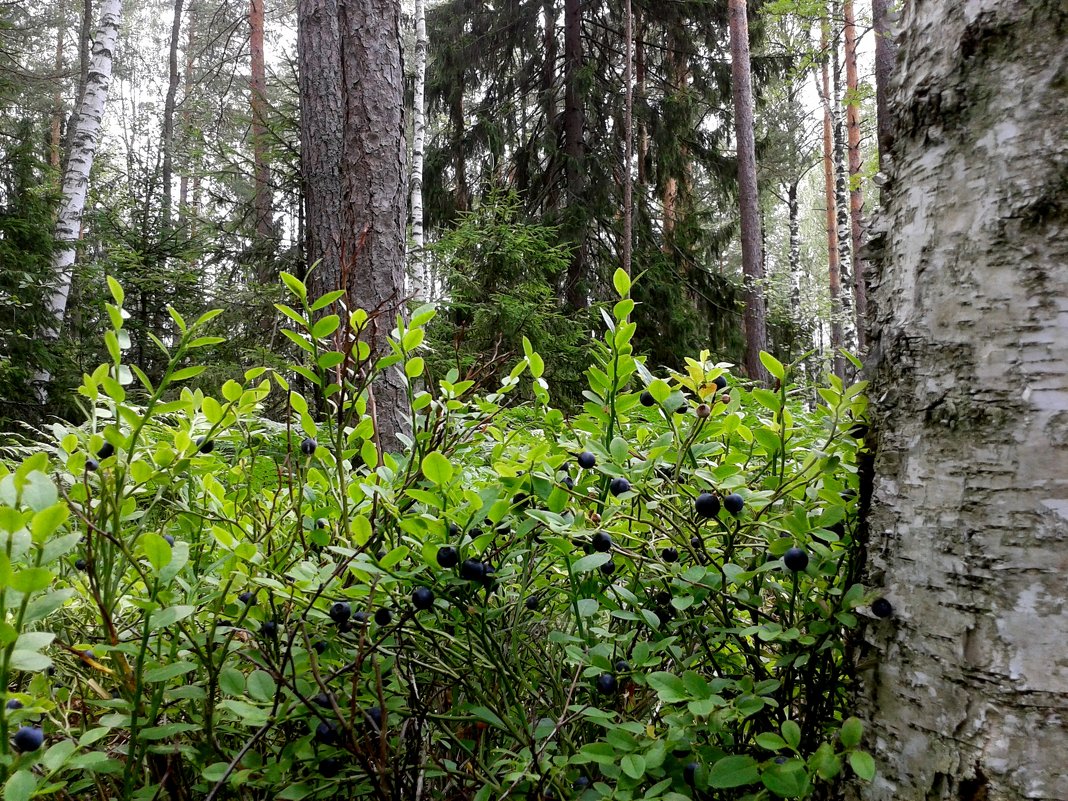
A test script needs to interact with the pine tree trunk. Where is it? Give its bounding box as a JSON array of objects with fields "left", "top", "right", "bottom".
[
  {"left": 336, "top": 0, "right": 411, "bottom": 455},
  {"left": 249, "top": 0, "right": 273, "bottom": 253},
  {"left": 178, "top": 0, "right": 195, "bottom": 231},
  {"left": 408, "top": 0, "right": 428, "bottom": 300},
  {"left": 562, "top": 0, "right": 586, "bottom": 308},
  {"left": 820, "top": 19, "right": 845, "bottom": 380},
  {"left": 871, "top": 0, "right": 897, "bottom": 165},
  {"left": 38, "top": 0, "right": 123, "bottom": 397},
  {"left": 728, "top": 0, "right": 768, "bottom": 383},
  {"left": 162, "top": 0, "right": 184, "bottom": 234},
  {"left": 661, "top": 32, "right": 689, "bottom": 260},
  {"left": 843, "top": 0, "right": 867, "bottom": 349},
  {"left": 297, "top": 0, "right": 343, "bottom": 306},
  {"left": 50, "top": 11, "right": 65, "bottom": 170},
  {"left": 621, "top": 0, "right": 632, "bottom": 279},
  {"left": 858, "top": 2, "right": 1068, "bottom": 799},
  {"left": 787, "top": 178, "right": 801, "bottom": 318}
]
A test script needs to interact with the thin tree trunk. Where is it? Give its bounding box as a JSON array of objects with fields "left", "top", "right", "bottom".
[
  {"left": 37, "top": 0, "right": 123, "bottom": 397},
  {"left": 336, "top": 0, "right": 411, "bottom": 455},
  {"left": 871, "top": 0, "right": 897, "bottom": 165},
  {"left": 562, "top": 0, "right": 586, "bottom": 308},
  {"left": 178, "top": 0, "right": 195, "bottom": 230},
  {"left": 635, "top": 12, "right": 647, "bottom": 188},
  {"left": 162, "top": 0, "right": 184, "bottom": 234},
  {"left": 408, "top": 0, "right": 428, "bottom": 300},
  {"left": 859, "top": 2, "right": 1068, "bottom": 799},
  {"left": 830, "top": 2, "right": 854, "bottom": 353},
  {"left": 661, "top": 32, "right": 690, "bottom": 259},
  {"left": 50, "top": 9, "right": 65, "bottom": 170},
  {"left": 249, "top": 0, "right": 273, "bottom": 253},
  {"left": 621, "top": 0, "right": 632, "bottom": 279},
  {"left": 844, "top": 0, "right": 867, "bottom": 349},
  {"left": 820, "top": 19, "right": 845, "bottom": 380},
  {"left": 541, "top": 0, "right": 557, "bottom": 211},
  {"left": 787, "top": 178, "right": 801, "bottom": 319},
  {"left": 297, "top": 0, "right": 343, "bottom": 306},
  {"left": 62, "top": 0, "right": 93, "bottom": 173},
  {"left": 728, "top": 0, "right": 768, "bottom": 383}
]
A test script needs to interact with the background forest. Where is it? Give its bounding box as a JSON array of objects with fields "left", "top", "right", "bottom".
[{"left": 0, "top": 0, "right": 878, "bottom": 423}]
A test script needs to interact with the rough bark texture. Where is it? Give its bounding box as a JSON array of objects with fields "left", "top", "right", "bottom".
[
  {"left": 337, "top": 0, "right": 411, "bottom": 454},
  {"left": 297, "top": 0, "right": 343, "bottom": 306},
  {"left": 661, "top": 33, "right": 690, "bottom": 259},
  {"left": 562, "top": 0, "right": 586, "bottom": 308},
  {"left": 728, "top": 0, "right": 767, "bottom": 383},
  {"left": 249, "top": 0, "right": 273, "bottom": 249},
  {"left": 408, "top": 0, "right": 428, "bottom": 301},
  {"left": 50, "top": 12, "right": 65, "bottom": 170},
  {"left": 871, "top": 0, "right": 897, "bottom": 166},
  {"left": 858, "top": 2, "right": 1068, "bottom": 800},
  {"left": 45, "top": 0, "right": 122, "bottom": 339},
  {"left": 830, "top": 4, "right": 854, "bottom": 351},
  {"left": 621, "top": 0, "right": 632, "bottom": 279},
  {"left": 820, "top": 20, "right": 845, "bottom": 380},
  {"left": 843, "top": 0, "right": 867, "bottom": 349}
]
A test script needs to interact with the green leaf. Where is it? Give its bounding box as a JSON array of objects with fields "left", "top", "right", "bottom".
[
  {"left": 468, "top": 706, "right": 507, "bottom": 731},
  {"left": 755, "top": 732, "right": 788, "bottom": 751},
  {"left": 170, "top": 366, "right": 206, "bottom": 383},
  {"left": 4, "top": 770, "right": 36, "bottom": 801},
  {"left": 9, "top": 650, "right": 51, "bottom": 671},
  {"left": 781, "top": 719, "right": 801, "bottom": 750},
  {"left": 31, "top": 503, "right": 69, "bottom": 543},
  {"left": 309, "top": 290, "right": 345, "bottom": 311},
  {"left": 311, "top": 315, "right": 340, "bottom": 339},
  {"left": 106, "top": 276, "right": 124, "bottom": 306},
  {"left": 421, "top": 452, "right": 454, "bottom": 486},
  {"left": 849, "top": 750, "right": 875, "bottom": 781},
  {"left": 576, "top": 598, "right": 599, "bottom": 617},
  {"left": 613, "top": 267, "right": 631, "bottom": 299},
  {"left": 706, "top": 755, "right": 759, "bottom": 789},
  {"left": 143, "top": 662, "right": 196, "bottom": 683},
  {"left": 620, "top": 753, "right": 646, "bottom": 779},
  {"left": 759, "top": 351, "right": 785, "bottom": 380},
  {"left": 41, "top": 738, "right": 77, "bottom": 773},
  {"left": 761, "top": 759, "right": 810, "bottom": 798},
  {"left": 148, "top": 605, "right": 194, "bottom": 631},
  {"left": 10, "top": 568, "right": 52, "bottom": 594},
  {"left": 280, "top": 271, "right": 307, "bottom": 301},
  {"left": 646, "top": 672, "right": 688, "bottom": 703},
  {"left": 839, "top": 716, "right": 863, "bottom": 748},
  {"left": 141, "top": 533, "right": 172, "bottom": 573},
  {"left": 572, "top": 553, "right": 610, "bottom": 574},
  {"left": 247, "top": 670, "right": 276, "bottom": 702}
]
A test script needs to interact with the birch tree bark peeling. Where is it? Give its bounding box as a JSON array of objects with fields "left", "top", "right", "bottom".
[{"left": 860, "top": 2, "right": 1068, "bottom": 799}]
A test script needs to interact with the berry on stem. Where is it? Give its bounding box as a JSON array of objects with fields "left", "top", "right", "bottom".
[
  {"left": 783, "top": 547, "right": 809, "bottom": 572},
  {"left": 577, "top": 451, "right": 596, "bottom": 470},
  {"left": 695, "top": 492, "right": 720, "bottom": 518}
]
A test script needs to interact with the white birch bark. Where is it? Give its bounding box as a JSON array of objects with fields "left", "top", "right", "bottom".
[
  {"left": 37, "top": 0, "right": 123, "bottom": 396},
  {"left": 858, "top": 1, "right": 1068, "bottom": 799},
  {"left": 50, "top": 0, "right": 123, "bottom": 323},
  {"left": 408, "top": 0, "right": 428, "bottom": 301}
]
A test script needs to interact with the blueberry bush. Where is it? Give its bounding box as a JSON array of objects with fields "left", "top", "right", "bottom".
[{"left": 0, "top": 270, "right": 874, "bottom": 800}]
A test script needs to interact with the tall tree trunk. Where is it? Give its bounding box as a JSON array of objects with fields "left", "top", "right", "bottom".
[
  {"left": 297, "top": 0, "right": 343, "bottom": 306},
  {"left": 62, "top": 0, "right": 93, "bottom": 174},
  {"left": 843, "top": 0, "right": 867, "bottom": 349},
  {"left": 787, "top": 178, "right": 801, "bottom": 319},
  {"left": 178, "top": 0, "right": 195, "bottom": 231},
  {"left": 635, "top": 12, "right": 648, "bottom": 188},
  {"left": 621, "top": 0, "right": 632, "bottom": 279},
  {"left": 37, "top": 0, "right": 123, "bottom": 397},
  {"left": 336, "top": 0, "right": 411, "bottom": 454},
  {"left": 161, "top": 0, "right": 184, "bottom": 234},
  {"left": 728, "top": 0, "right": 768, "bottom": 383},
  {"left": 871, "top": 0, "right": 897, "bottom": 166},
  {"left": 661, "top": 32, "right": 690, "bottom": 260},
  {"left": 830, "top": 3, "right": 854, "bottom": 351},
  {"left": 562, "top": 0, "right": 586, "bottom": 308},
  {"left": 820, "top": 19, "right": 845, "bottom": 380},
  {"left": 50, "top": 9, "right": 65, "bottom": 170},
  {"left": 408, "top": 0, "right": 428, "bottom": 300},
  {"left": 249, "top": 0, "right": 273, "bottom": 254},
  {"left": 859, "top": 2, "right": 1068, "bottom": 799}
]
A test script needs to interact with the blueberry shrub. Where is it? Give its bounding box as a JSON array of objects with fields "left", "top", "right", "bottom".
[{"left": 0, "top": 271, "right": 874, "bottom": 800}]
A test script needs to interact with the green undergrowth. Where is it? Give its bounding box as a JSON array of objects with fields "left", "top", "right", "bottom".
[{"left": 0, "top": 270, "right": 874, "bottom": 800}]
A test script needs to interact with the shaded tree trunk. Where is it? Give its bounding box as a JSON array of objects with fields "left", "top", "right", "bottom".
[
  {"left": 621, "top": 0, "right": 632, "bottom": 279},
  {"left": 249, "top": 0, "right": 273, "bottom": 255},
  {"left": 337, "top": 0, "right": 411, "bottom": 454},
  {"left": 830, "top": 3, "right": 854, "bottom": 351},
  {"left": 661, "top": 32, "right": 690, "bottom": 260},
  {"left": 859, "top": 2, "right": 1068, "bottom": 800},
  {"left": 50, "top": 11, "right": 65, "bottom": 170},
  {"left": 871, "top": 0, "right": 897, "bottom": 165},
  {"left": 178, "top": 0, "right": 196, "bottom": 233},
  {"left": 820, "top": 18, "right": 845, "bottom": 380},
  {"left": 844, "top": 0, "right": 867, "bottom": 349},
  {"left": 562, "top": 0, "right": 586, "bottom": 308},
  {"left": 297, "top": 0, "right": 343, "bottom": 306},
  {"left": 162, "top": 0, "right": 184, "bottom": 234},
  {"left": 37, "top": 0, "right": 123, "bottom": 397},
  {"left": 408, "top": 0, "right": 428, "bottom": 300},
  {"left": 728, "top": 0, "right": 767, "bottom": 382}
]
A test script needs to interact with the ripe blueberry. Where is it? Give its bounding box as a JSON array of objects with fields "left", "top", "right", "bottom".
[
  {"left": 525, "top": 596, "right": 539, "bottom": 611},
  {"left": 261, "top": 621, "right": 278, "bottom": 639},
  {"left": 614, "top": 660, "right": 630, "bottom": 673},
  {"left": 447, "top": 522, "right": 461, "bottom": 538},
  {"left": 196, "top": 436, "right": 215, "bottom": 453},
  {"left": 690, "top": 535, "right": 703, "bottom": 550},
  {"left": 674, "top": 403, "right": 689, "bottom": 414},
  {"left": 436, "top": 546, "right": 459, "bottom": 568},
  {"left": 300, "top": 437, "right": 317, "bottom": 456},
  {"left": 683, "top": 761, "right": 699, "bottom": 786},
  {"left": 85, "top": 458, "right": 99, "bottom": 472},
  {"left": 163, "top": 534, "right": 175, "bottom": 546},
  {"left": 12, "top": 725, "right": 43, "bottom": 752},
  {"left": 595, "top": 673, "right": 617, "bottom": 694},
  {"left": 871, "top": 598, "right": 893, "bottom": 618},
  {"left": 573, "top": 776, "right": 590, "bottom": 789},
  {"left": 364, "top": 706, "right": 383, "bottom": 731},
  {"left": 723, "top": 493, "right": 744, "bottom": 515},
  {"left": 577, "top": 452, "right": 596, "bottom": 470},
  {"left": 312, "top": 640, "right": 328, "bottom": 654},
  {"left": 459, "top": 559, "right": 485, "bottom": 582},
  {"left": 609, "top": 477, "right": 630, "bottom": 497},
  {"left": 562, "top": 475, "right": 575, "bottom": 490},
  {"left": 713, "top": 375, "right": 728, "bottom": 391},
  {"left": 412, "top": 587, "right": 434, "bottom": 611},
  {"left": 320, "top": 757, "right": 342, "bottom": 777},
  {"left": 238, "top": 591, "right": 255, "bottom": 605},
  {"left": 590, "top": 532, "right": 612, "bottom": 553},
  {"left": 75, "top": 559, "right": 87, "bottom": 571},
  {"left": 661, "top": 547, "right": 678, "bottom": 563},
  {"left": 783, "top": 547, "right": 809, "bottom": 572},
  {"left": 96, "top": 442, "right": 114, "bottom": 459},
  {"left": 313, "top": 692, "right": 332, "bottom": 708},
  {"left": 639, "top": 391, "right": 656, "bottom": 407},
  {"left": 600, "top": 560, "right": 616, "bottom": 576},
  {"left": 314, "top": 720, "right": 339, "bottom": 744},
  {"left": 695, "top": 492, "right": 720, "bottom": 518},
  {"left": 374, "top": 608, "right": 392, "bottom": 626},
  {"left": 329, "top": 602, "right": 351, "bottom": 623},
  {"left": 6, "top": 699, "right": 22, "bottom": 710}
]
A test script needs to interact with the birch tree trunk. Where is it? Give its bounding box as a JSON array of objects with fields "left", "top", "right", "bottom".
[
  {"left": 820, "top": 18, "right": 845, "bottom": 380},
  {"left": 871, "top": 0, "right": 897, "bottom": 166},
  {"left": 408, "top": 0, "right": 428, "bottom": 301},
  {"left": 858, "top": 2, "right": 1068, "bottom": 799},
  {"left": 830, "top": 4, "right": 855, "bottom": 351},
  {"left": 843, "top": 0, "right": 867, "bottom": 349},
  {"left": 38, "top": 0, "right": 123, "bottom": 396},
  {"left": 728, "top": 0, "right": 768, "bottom": 383},
  {"left": 337, "top": 0, "right": 411, "bottom": 455}
]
